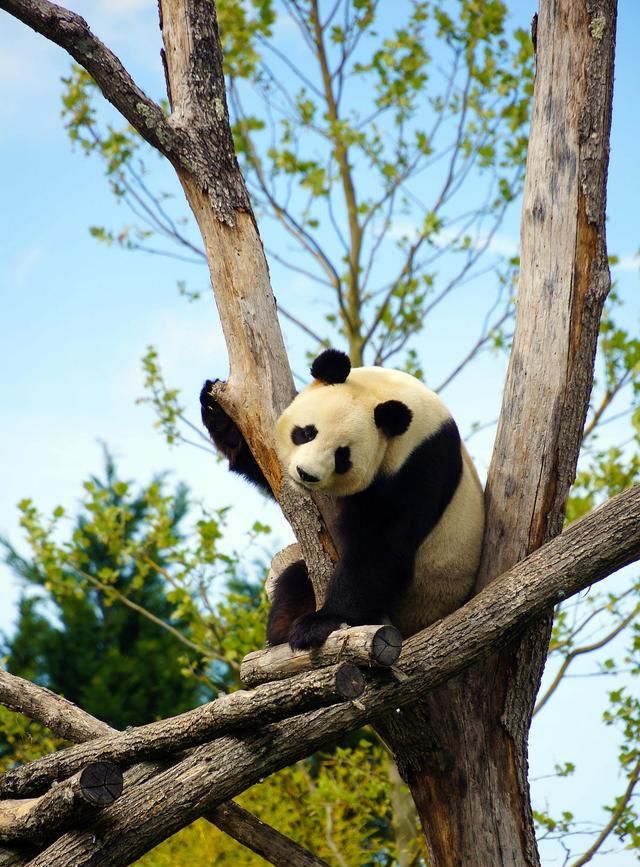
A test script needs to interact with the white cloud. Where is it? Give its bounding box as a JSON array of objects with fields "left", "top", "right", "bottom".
[
  {"left": 272, "top": 8, "right": 299, "bottom": 41},
  {"left": 385, "top": 218, "right": 518, "bottom": 258},
  {"left": 5, "top": 245, "right": 45, "bottom": 292},
  {"left": 0, "top": 21, "right": 62, "bottom": 141},
  {"left": 0, "top": 27, "right": 52, "bottom": 86},
  {"left": 612, "top": 254, "right": 640, "bottom": 273},
  {"left": 70, "top": 0, "right": 154, "bottom": 21},
  {"left": 483, "top": 232, "right": 519, "bottom": 258},
  {"left": 434, "top": 226, "right": 518, "bottom": 258},
  {"left": 109, "top": 301, "right": 228, "bottom": 406}
]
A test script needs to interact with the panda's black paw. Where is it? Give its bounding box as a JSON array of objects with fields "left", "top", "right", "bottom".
[
  {"left": 288, "top": 612, "right": 346, "bottom": 650},
  {"left": 199, "top": 381, "right": 241, "bottom": 448},
  {"left": 199, "top": 380, "right": 225, "bottom": 428}
]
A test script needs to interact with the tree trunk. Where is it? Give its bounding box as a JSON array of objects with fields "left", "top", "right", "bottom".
[{"left": 376, "top": 2, "right": 617, "bottom": 864}]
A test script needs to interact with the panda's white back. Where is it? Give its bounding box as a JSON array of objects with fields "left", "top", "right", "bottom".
[{"left": 392, "top": 444, "right": 484, "bottom": 635}]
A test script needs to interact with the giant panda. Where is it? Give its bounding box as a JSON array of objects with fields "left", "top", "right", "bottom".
[{"left": 200, "top": 348, "right": 485, "bottom": 650}]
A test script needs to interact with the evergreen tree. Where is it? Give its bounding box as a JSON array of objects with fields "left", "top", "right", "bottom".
[{"left": 1, "top": 452, "right": 202, "bottom": 730}]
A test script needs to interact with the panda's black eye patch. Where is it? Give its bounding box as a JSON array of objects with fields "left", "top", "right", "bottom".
[
  {"left": 291, "top": 425, "right": 317, "bottom": 446},
  {"left": 334, "top": 446, "right": 352, "bottom": 474}
]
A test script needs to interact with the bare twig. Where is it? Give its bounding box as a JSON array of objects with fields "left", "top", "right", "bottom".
[
  {"left": 570, "top": 759, "right": 640, "bottom": 867},
  {"left": 74, "top": 567, "right": 217, "bottom": 660},
  {"left": 533, "top": 603, "right": 640, "bottom": 715}
]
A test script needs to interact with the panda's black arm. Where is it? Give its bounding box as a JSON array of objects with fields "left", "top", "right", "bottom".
[
  {"left": 287, "top": 540, "right": 415, "bottom": 650},
  {"left": 199, "top": 381, "right": 274, "bottom": 499}
]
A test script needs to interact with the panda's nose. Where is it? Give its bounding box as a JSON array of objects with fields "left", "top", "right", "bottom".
[{"left": 297, "top": 466, "right": 319, "bottom": 484}]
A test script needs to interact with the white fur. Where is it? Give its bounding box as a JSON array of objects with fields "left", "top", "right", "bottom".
[{"left": 392, "top": 446, "right": 484, "bottom": 633}]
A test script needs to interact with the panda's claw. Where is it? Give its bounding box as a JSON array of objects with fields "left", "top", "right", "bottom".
[
  {"left": 199, "top": 381, "right": 232, "bottom": 434},
  {"left": 288, "top": 612, "right": 346, "bottom": 651}
]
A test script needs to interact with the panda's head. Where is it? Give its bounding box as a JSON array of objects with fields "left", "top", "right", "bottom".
[{"left": 276, "top": 349, "right": 413, "bottom": 496}]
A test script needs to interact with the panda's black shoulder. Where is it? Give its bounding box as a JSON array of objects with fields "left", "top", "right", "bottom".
[
  {"left": 339, "top": 416, "right": 463, "bottom": 537},
  {"left": 389, "top": 416, "right": 462, "bottom": 494}
]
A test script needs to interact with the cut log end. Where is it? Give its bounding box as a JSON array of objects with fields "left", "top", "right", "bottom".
[
  {"left": 334, "top": 664, "right": 366, "bottom": 700},
  {"left": 79, "top": 762, "right": 123, "bottom": 806},
  {"left": 371, "top": 625, "right": 403, "bottom": 667},
  {"left": 0, "top": 761, "right": 124, "bottom": 847}
]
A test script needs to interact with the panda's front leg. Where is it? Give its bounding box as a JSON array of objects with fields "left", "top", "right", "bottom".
[{"left": 287, "top": 551, "right": 414, "bottom": 650}]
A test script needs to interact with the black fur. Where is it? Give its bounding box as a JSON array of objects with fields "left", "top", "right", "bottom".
[
  {"left": 199, "top": 381, "right": 273, "bottom": 497},
  {"left": 266, "top": 560, "right": 316, "bottom": 645},
  {"left": 291, "top": 425, "right": 317, "bottom": 445},
  {"left": 310, "top": 349, "right": 351, "bottom": 384},
  {"left": 288, "top": 418, "right": 463, "bottom": 649},
  {"left": 334, "top": 446, "right": 352, "bottom": 474},
  {"left": 374, "top": 400, "right": 413, "bottom": 437}
]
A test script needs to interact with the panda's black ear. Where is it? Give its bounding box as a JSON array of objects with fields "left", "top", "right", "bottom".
[
  {"left": 374, "top": 400, "right": 412, "bottom": 437},
  {"left": 310, "top": 349, "right": 351, "bottom": 385}
]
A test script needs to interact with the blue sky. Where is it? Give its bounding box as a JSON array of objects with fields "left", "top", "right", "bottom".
[{"left": 0, "top": 1, "right": 639, "bottom": 863}]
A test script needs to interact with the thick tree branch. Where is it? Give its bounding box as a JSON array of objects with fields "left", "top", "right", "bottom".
[
  {"left": 155, "top": 0, "right": 339, "bottom": 594},
  {"left": 0, "top": 670, "right": 112, "bottom": 743},
  {"left": 240, "top": 625, "right": 402, "bottom": 688},
  {"left": 16, "top": 485, "right": 640, "bottom": 867},
  {"left": 0, "top": 0, "right": 179, "bottom": 159},
  {"left": 0, "top": 663, "right": 365, "bottom": 798}
]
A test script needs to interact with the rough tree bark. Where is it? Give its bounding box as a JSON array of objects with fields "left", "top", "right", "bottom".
[
  {"left": 240, "top": 624, "right": 403, "bottom": 686},
  {"left": 376, "top": 2, "right": 618, "bottom": 864},
  {"left": 0, "top": 664, "right": 366, "bottom": 799},
  {"left": 0, "top": 0, "right": 622, "bottom": 864}
]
